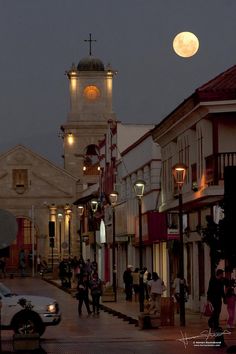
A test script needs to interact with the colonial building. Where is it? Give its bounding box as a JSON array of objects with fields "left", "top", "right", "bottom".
[
  {"left": 152, "top": 64, "right": 236, "bottom": 311},
  {"left": 0, "top": 45, "right": 117, "bottom": 271},
  {"left": 98, "top": 122, "right": 168, "bottom": 287},
  {"left": 0, "top": 145, "right": 77, "bottom": 270}
]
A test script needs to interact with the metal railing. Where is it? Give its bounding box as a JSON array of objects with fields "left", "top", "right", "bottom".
[{"left": 205, "top": 152, "right": 236, "bottom": 185}]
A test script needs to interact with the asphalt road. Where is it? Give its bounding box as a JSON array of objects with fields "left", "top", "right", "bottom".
[{"left": 0, "top": 277, "right": 231, "bottom": 354}]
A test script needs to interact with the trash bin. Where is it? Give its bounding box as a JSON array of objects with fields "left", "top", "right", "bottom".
[{"left": 160, "top": 297, "right": 174, "bottom": 326}]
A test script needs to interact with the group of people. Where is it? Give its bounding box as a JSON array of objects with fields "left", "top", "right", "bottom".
[
  {"left": 123, "top": 265, "right": 167, "bottom": 315},
  {"left": 207, "top": 268, "right": 236, "bottom": 331},
  {"left": 76, "top": 271, "right": 103, "bottom": 316},
  {"left": 123, "top": 266, "right": 152, "bottom": 302},
  {"left": 58, "top": 256, "right": 102, "bottom": 317}
]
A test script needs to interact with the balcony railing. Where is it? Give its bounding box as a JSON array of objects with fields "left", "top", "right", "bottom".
[{"left": 205, "top": 152, "right": 236, "bottom": 185}]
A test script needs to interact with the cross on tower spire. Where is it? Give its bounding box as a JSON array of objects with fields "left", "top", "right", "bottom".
[{"left": 84, "top": 33, "right": 97, "bottom": 56}]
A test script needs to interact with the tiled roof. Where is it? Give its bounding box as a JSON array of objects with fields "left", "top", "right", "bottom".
[{"left": 196, "top": 64, "right": 236, "bottom": 101}]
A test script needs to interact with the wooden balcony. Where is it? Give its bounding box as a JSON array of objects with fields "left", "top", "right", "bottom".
[{"left": 205, "top": 152, "right": 236, "bottom": 185}]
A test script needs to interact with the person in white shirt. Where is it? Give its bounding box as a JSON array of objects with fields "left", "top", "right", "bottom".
[
  {"left": 148, "top": 272, "right": 165, "bottom": 315},
  {"left": 143, "top": 268, "right": 151, "bottom": 300},
  {"left": 172, "top": 273, "right": 188, "bottom": 314}
]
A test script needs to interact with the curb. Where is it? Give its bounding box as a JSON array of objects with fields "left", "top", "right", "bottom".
[
  {"left": 44, "top": 277, "right": 139, "bottom": 326},
  {"left": 100, "top": 304, "right": 139, "bottom": 326}
]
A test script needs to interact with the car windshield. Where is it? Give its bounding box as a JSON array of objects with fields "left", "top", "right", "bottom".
[{"left": 0, "top": 283, "right": 14, "bottom": 297}]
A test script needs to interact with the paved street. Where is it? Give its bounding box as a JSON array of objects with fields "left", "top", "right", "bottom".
[{"left": 0, "top": 277, "right": 235, "bottom": 353}]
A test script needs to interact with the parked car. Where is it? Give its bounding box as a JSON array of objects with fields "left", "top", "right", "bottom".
[{"left": 0, "top": 282, "right": 61, "bottom": 336}]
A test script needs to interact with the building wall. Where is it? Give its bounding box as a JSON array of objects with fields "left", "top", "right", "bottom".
[
  {"left": 0, "top": 145, "right": 79, "bottom": 267},
  {"left": 152, "top": 95, "right": 236, "bottom": 311}
]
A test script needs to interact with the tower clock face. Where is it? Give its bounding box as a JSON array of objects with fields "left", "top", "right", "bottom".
[{"left": 83, "top": 85, "right": 100, "bottom": 101}]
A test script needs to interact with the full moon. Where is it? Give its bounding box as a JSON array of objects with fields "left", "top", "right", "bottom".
[{"left": 173, "top": 31, "right": 199, "bottom": 58}]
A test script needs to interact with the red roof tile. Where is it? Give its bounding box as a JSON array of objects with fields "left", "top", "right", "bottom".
[{"left": 196, "top": 65, "right": 236, "bottom": 101}]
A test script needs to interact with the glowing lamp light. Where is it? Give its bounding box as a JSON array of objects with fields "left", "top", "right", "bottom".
[
  {"left": 57, "top": 212, "right": 63, "bottom": 222},
  {"left": 172, "top": 163, "right": 187, "bottom": 190},
  {"left": 91, "top": 199, "right": 98, "bottom": 213},
  {"left": 71, "top": 77, "right": 77, "bottom": 90},
  {"left": 109, "top": 191, "right": 118, "bottom": 207},
  {"left": 173, "top": 31, "right": 199, "bottom": 58},
  {"left": 134, "top": 179, "right": 146, "bottom": 198},
  {"left": 67, "top": 63, "right": 78, "bottom": 78},
  {"left": 67, "top": 133, "right": 74, "bottom": 145},
  {"left": 78, "top": 205, "right": 84, "bottom": 216}
]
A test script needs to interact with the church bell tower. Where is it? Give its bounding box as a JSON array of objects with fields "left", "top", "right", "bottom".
[{"left": 61, "top": 34, "right": 117, "bottom": 189}]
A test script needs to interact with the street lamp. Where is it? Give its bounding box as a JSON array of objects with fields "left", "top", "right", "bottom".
[
  {"left": 57, "top": 212, "right": 63, "bottom": 258},
  {"left": 172, "top": 163, "right": 187, "bottom": 327},
  {"left": 78, "top": 205, "right": 84, "bottom": 258},
  {"left": 109, "top": 191, "right": 119, "bottom": 302},
  {"left": 91, "top": 198, "right": 98, "bottom": 263},
  {"left": 66, "top": 206, "right": 72, "bottom": 256},
  {"left": 134, "top": 179, "right": 146, "bottom": 313}
]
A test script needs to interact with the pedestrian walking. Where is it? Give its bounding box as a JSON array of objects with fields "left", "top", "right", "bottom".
[
  {"left": 143, "top": 268, "right": 150, "bottom": 300},
  {"left": 207, "top": 268, "right": 226, "bottom": 330},
  {"left": 89, "top": 272, "right": 102, "bottom": 315},
  {"left": 225, "top": 286, "right": 236, "bottom": 330},
  {"left": 76, "top": 273, "right": 92, "bottom": 317},
  {"left": 84, "top": 259, "right": 92, "bottom": 278},
  {"left": 59, "top": 258, "right": 71, "bottom": 288},
  {"left": 123, "top": 265, "right": 133, "bottom": 301},
  {"left": 172, "top": 273, "right": 188, "bottom": 314},
  {"left": 36, "top": 255, "right": 42, "bottom": 273},
  {"left": 28, "top": 251, "right": 33, "bottom": 268},
  {"left": 19, "top": 249, "right": 26, "bottom": 277},
  {"left": 132, "top": 268, "right": 140, "bottom": 302},
  {"left": 224, "top": 267, "right": 236, "bottom": 330},
  {"left": 77, "top": 257, "right": 86, "bottom": 275},
  {"left": 148, "top": 272, "right": 165, "bottom": 315}
]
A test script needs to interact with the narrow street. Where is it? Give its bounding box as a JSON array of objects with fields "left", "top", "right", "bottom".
[{"left": 0, "top": 277, "right": 231, "bottom": 353}]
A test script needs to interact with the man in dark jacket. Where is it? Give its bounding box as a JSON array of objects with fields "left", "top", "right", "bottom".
[
  {"left": 207, "top": 268, "right": 226, "bottom": 330},
  {"left": 77, "top": 273, "right": 92, "bottom": 316},
  {"left": 123, "top": 266, "right": 133, "bottom": 301}
]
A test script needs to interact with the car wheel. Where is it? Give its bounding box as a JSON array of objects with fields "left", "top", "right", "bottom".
[{"left": 13, "top": 311, "right": 45, "bottom": 336}]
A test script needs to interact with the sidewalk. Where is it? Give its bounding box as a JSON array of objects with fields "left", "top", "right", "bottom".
[{"left": 44, "top": 275, "right": 236, "bottom": 342}]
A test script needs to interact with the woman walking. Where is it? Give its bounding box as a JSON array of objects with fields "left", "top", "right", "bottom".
[
  {"left": 89, "top": 272, "right": 103, "bottom": 315},
  {"left": 148, "top": 272, "right": 165, "bottom": 315},
  {"left": 76, "top": 273, "right": 92, "bottom": 316}
]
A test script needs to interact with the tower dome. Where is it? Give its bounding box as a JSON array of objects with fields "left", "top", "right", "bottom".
[{"left": 77, "top": 56, "right": 105, "bottom": 71}]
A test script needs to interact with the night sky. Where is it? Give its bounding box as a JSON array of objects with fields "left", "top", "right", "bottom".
[{"left": 0, "top": 0, "right": 235, "bottom": 165}]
